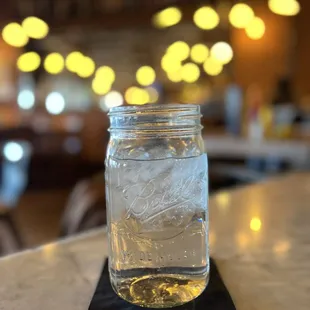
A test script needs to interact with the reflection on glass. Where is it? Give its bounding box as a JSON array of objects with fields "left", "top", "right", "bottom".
[{"left": 250, "top": 217, "right": 262, "bottom": 232}]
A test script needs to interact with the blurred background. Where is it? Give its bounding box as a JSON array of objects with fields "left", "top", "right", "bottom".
[{"left": 0, "top": 0, "right": 309, "bottom": 256}]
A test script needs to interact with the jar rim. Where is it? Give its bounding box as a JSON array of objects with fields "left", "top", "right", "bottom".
[{"left": 109, "top": 104, "right": 200, "bottom": 116}]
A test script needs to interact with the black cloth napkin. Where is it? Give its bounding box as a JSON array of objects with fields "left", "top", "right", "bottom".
[{"left": 89, "top": 258, "right": 236, "bottom": 310}]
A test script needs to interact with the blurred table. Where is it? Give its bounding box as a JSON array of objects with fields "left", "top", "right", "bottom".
[
  {"left": 204, "top": 135, "right": 310, "bottom": 168},
  {"left": 0, "top": 173, "right": 310, "bottom": 309}
]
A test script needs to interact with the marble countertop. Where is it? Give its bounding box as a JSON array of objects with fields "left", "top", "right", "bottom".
[{"left": 1, "top": 173, "right": 310, "bottom": 309}]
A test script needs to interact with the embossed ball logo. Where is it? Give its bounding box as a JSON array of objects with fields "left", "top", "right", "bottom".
[{"left": 122, "top": 175, "right": 205, "bottom": 241}]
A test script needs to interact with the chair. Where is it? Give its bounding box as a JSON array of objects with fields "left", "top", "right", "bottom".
[{"left": 60, "top": 173, "right": 106, "bottom": 236}]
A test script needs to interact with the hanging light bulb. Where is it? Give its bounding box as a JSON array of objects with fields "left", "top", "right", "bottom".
[
  {"left": 245, "top": 17, "right": 266, "bottom": 40},
  {"left": 229, "top": 3, "right": 255, "bottom": 29},
  {"left": 152, "top": 7, "right": 182, "bottom": 28},
  {"left": 193, "top": 6, "right": 220, "bottom": 30},
  {"left": 210, "top": 42, "right": 233, "bottom": 64},
  {"left": 268, "top": 0, "right": 300, "bottom": 16}
]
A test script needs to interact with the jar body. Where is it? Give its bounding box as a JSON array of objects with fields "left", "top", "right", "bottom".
[{"left": 105, "top": 105, "right": 209, "bottom": 308}]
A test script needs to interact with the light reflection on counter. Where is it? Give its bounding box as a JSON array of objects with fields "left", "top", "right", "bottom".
[
  {"left": 215, "top": 192, "right": 230, "bottom": 211},
  {"left": 273, "top": 240, "right": 291, "bottom": 257}
]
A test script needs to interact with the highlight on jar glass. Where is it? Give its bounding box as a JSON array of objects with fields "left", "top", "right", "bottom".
[{"left": 105, "top": 104, "right": 209, "bottom": 308}]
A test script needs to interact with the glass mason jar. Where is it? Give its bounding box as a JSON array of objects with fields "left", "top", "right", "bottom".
[{"left": 105, "top": 104, "right": 209, "bottom": 308}]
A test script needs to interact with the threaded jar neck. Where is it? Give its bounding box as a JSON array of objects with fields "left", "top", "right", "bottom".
[{"left": 108, "top": 104, "right": 202, "bottom": 137}]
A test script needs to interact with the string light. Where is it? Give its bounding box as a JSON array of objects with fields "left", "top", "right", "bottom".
[
  {"left": 92, "top": 78, "right": 112, "bottom": 96},
  {"left": 229, "top": 3, "right": 255, "bottom": 29},
  {"left": 136, "top": 66, "right": 156, "bottom": 86},
  {"left": 190, "top": 44, "right": 209, "bottom": 64},
  {"left": 96, "top": 66, "right": 116, "bottom": 83},
  {"left": 76, "top": 56, "right": 95, "bottom": 78},
  {"left": 125, "top": 87, "right": 149, "bottom": 105},
  {"left": 153, "top": 7, "right": 182, "bottom": 28},
  {"left": 268, "top": 0, "right": 300, "bottom": 16},
  {"left": 203, "top": 57, "right": 223, "bottom": 76},
  {"left": 181, "top": 63, "right": 200, "bottom": 83},
  {"left": 44, "top": 53, "right": 65, "bottom": 74},
  {"left": 167, "top": 41, "right": 190, "bottom": 61},
  {"left": 161, "top": 54, "right": 182, "bottom": 73},
  {"left": 66, "top": 52, "right": 84, "bottom": 73},
  {"left": 246, "top": 17, "right": 266, "bottom": 40},
  {"left": 22, "top": 16, "right": 49, "bottom": 39},
  {"left": 2, "top": 23, "right": 28, "bottom": 47},
  {"left": 193, "top": 6, "right": 220, "bottom": 30},
  {"left": 167, "top": 70, "right": 182, "bottom": 83},
  {"left": 17, "top": 52, "right": 41, "bottom": 72},
  {"left": 210, "top": 42, "right": 233, "bottom": 64},
  {"left": 100, "top": 91, "right": 123, "bottom": 111}
]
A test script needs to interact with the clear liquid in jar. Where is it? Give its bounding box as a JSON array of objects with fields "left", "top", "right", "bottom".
[{"left": 107, "top": 155, "right": 209, "bottom": 308}]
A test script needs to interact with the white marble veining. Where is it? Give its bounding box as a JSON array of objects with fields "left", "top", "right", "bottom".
[{"left": 0, "top": 173, "right": 310, "bottom": 309}]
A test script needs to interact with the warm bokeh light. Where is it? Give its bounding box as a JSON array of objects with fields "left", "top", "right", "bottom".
[
  {"left": 216, "top": 192, "right": 230, "bottom": 209},
  {"left": 2, "top": 23, "right": 28, "bottom": 47},
  {"left": 96, "top": 66, "right": 116, "bottom": 83},
  {"left": 17, "top": 52, "right": 41, "bottom": 72},
  {"left": 229, "top": 3, "right": 255, "bottom": 29},
  {"left": 210, "top": 42, "right": 233, "bottom": 64},
  {"left": 203, "top": 58, "right": 223, "bottom": 76},
  {"left": 45, "top": 92, "right": 65, "bottom": 115},
  {"left": 167, "top": 70, "right": 182, "bottom": 83},
  {"left": 125, "top": 87, "right": 149, "bottom": 105},
  {"left": 268, "top": 0, "right": 300, "bottom": 16},
  {"left": 181, "top": 63, "right": 200, "bottom": 83},
  {"left": 190, "top": 44, "right": 209, "bottom": 64},
  {"left": 92, "top": 78, "right": 112, "bottom": 96},
  {"left": 76, "top": 56, "right": 95, "bottom": 78},
  {"left": 100, "top": 91, "right": 123, "bottom": 111},
  {"left": 246, "top": 17, "right": 266, "bottom": 40},
  {"left": 136, "top": 66, "right": 156, "bottom": 86},
  {"left": 193, "top": 6, "right": 220, "bottom": 30},
  {"left": 161, "top": 54, "right": 182, "bottom": 73},
  {"left": 44, "top": 53, "right": 65, "bottom": 74},
  {"left": 22, "top": 16, "right": 49, "bottom": 39},
  {"left": 17, "top": 90, "right": 35, "bottom": 110},
  {"left": 250, "top": 217, "right": 262, "bottom": 232},
  {"left": 66, "top": 52, "right": 84, "bottom": 73},
  {"left": 153, "top": 7, "right": 182, "bottom": 28},
  {"left": 146, "top": 87, "right": 159, "bottom": 103},
  {"left": 167, "top": 41, "right": 190, "bottom": 61},
  {"left": 273, "top": 240, "right": 291, "bottom": 256}
]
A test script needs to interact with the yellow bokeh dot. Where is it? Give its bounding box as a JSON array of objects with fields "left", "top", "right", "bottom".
[
  {"left": 167, "top": 41, "right": 190, "bottom": 61},
  {"left": 190, "top": 44, "right": 209, "bottom": 64},
  {"left": 2, "top": 23, "right": 28, "bottom": 47},
  {"left": 203, "top": 57, "right": 223, "bottom": 76},
  {"left": 246, "top": 17, "right": 266, "bottom": 40},
  {"left": 44, "top": 53, "right": 64, "bottom": 74},
  {"left": 181, "top": 63, "right": 200, "bottom": 83},
  {"left": 210, "top": 42, "right": 233, "bottom": 64},
  {"left": 153, "top": 7, "right": 182, "bottom": 28},
  {"left": 17, "top": 52, "right": 41, "bottom": 72},
  {"left": 92, "top": 78, "right": 111, "bottom": 95},
  {"left": 250, "top": 217, "right": 262, "bottom": 232},
  {"left": 161, "top": 54, "right": 182, "bottom": 73},
  {"left": 22, "top": 16, "right": 49, "bottom": 39},
  {"left": 193, "top": 6, "right": 220, "bottom": 30},
  {"left": 268, "top": 0, "right": 300, "bottom": 16},
  {"left": 125, "top": 87, "right": 149, "bottom": 105},
  {"left": 167, "top": 70, "right": 182, "bottom": 83},
  {"left": 96, "top": 66, "right": 116, "bottom": 83},
  {"left": 136, "top": 66, "right": 156, "bottom": 86},
  {"left": 76, "top": 56, "right": 95, "bottom": 78},
  {"left": 229, "top": 3, "right": 255, "bottom": 29},
  {"left": 66, "top": 52, "right": 84, "bottom": 73}
]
